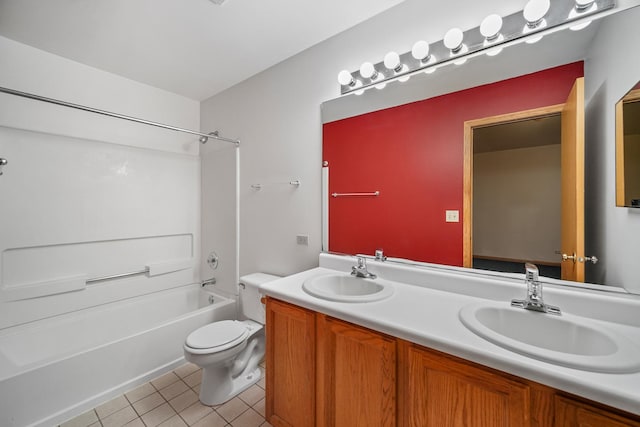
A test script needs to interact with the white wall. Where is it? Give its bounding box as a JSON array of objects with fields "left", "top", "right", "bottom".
[
  {"left": 0, "top": 36, "right": 202, "bottom": 328},
  {"left": 199, "top": 142, "right": 239, "bottom": 296},
  {"left": 473, "top": 145, "right": 561, "bottom": 263},
  {"left": 585, "top": 6, "right": 640, "bottom": 292}
]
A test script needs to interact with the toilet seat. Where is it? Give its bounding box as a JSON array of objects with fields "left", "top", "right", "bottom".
[{"left": 185, "top": 320, "right": 249, "bottom": 353}]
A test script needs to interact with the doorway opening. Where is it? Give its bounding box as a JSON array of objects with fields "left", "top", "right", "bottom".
[
  {"left": 472, "top": 114, "right": 562, "bottom": 278},
  {"left": 463, "top": 103, "right": 566, "bottom": 278}
]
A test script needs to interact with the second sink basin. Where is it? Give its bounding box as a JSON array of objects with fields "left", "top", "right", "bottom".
[
  {"left": 459, "top": 302, "right": 640, "bottom": 373},
  {"left": 302, "top": 273, "right": 394, "bottom": 303}
]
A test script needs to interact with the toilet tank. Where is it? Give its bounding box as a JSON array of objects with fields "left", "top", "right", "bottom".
[{"left": 239, "top": 273, "right": 280, "bottom": 323}]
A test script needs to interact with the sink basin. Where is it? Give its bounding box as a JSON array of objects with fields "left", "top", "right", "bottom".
[
  {"left": 459, "top": 302, "right": 640, "bottom": 373},
  {"left": 302, "top": 274, "right": 394, "bottom": 303}
]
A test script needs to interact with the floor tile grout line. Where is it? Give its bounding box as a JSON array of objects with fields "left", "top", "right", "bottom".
[
  {"left": 216, "top": 404, "right": 253, "bottom": 424},
  {"left": 175, "top": 411, "right": 191, "bottom": 427}
]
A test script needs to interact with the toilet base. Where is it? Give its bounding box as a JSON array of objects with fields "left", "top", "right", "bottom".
[{"left": 199, "top": 365, "right": 262, "bottom": 406}]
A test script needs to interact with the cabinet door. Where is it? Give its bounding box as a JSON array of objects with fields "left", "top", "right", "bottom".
[
  {"left": 555, "top": 395, "right": 640, "bottom": 427},
  {"left": 316, "top": 315, "right": 396, "bottom": 427},
  {"left": 265, "top": 298, "right": 316, "bottom": 427},
  {"left": 398, "top": 341, "right": 531, "bottom": 427}
]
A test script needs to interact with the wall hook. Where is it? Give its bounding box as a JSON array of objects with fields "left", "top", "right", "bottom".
[
  {"left": 250, "top": 180, "right": 301, "bottom": 190},
  {"left": 0, "top": 158, "right": 7, "bottom": 176}
]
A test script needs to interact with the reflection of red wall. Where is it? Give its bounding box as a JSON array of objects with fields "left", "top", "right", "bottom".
[{"left": 323, "top": 62, "right": 583, "bottom": 266}]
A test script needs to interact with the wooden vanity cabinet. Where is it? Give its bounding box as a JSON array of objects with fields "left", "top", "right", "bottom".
[
  {"left": 265, "top": 298, "right": 316, "bottom": 427},
  {"left": 397, "top": 340, "right": 533, "bottom": 427},
  {"left": 265, "top": 298, "right": 396, "bottom": 427},
  {"left": 265, "top": 298, "right": 640, "bottom": 427},
  {"left": 554, "top": 395, "right": 640, "bottom": 427},
  {"left": 316, "top": 314, "right": 397, "bottom": 427}
]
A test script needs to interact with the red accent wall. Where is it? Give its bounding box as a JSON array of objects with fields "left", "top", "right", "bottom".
[{"left": 323, "top": 62, "right": 583, "bottom": 266}]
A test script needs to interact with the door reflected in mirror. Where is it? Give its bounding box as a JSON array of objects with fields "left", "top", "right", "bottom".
[{"left": 616, "top": 82, "right": 640, "bottom": 207}]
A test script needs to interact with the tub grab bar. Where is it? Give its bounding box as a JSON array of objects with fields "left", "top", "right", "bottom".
[
  {"left": 86, "top": 268, "right": 149, "bottom": 284},
  {"left": 1, "top": 260, "right": 193, "bottom": 302},
  {"left": 86, "top": 259, "right": 193, "bottom": 284}
]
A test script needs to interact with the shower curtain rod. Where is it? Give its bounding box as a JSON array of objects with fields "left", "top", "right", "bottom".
[{"left": 0, "top": 86, "right": 240, "bottom": 145}]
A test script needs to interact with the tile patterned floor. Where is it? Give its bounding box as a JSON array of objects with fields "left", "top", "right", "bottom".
[{"left": 60, "top": 362, "right": 272, "bottom": 427}]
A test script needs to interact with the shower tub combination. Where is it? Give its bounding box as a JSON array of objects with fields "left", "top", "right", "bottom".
[{"left": 0, "top": 284, "right": 235, "bottom": 427}]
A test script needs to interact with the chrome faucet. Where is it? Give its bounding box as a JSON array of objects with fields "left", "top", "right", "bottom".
[
  {"left": 511, "top": 263, "right": 561, "bottom": 315},
  {"left": 201, "top": 277, "right": 217, "bottom": 287},
  {"left": 374, "top": 249, "right": 387, "bottom": 262},
  {"left": 351, "top": 256, "right": 377, "bottom": 279}
]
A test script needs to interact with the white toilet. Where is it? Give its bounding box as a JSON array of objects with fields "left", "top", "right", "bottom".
[{"left": 184, "top": 273, "right": 279, "bottom": 405}]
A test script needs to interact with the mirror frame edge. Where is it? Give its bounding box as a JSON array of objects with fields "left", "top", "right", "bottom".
[
  {"left": 616, "top": 99, "right": 625, "bottom": 206},
  {"left": 615, "top": 88, "right": 640, "bottom": 207}
]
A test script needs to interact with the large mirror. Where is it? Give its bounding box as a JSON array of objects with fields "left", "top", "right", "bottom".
[
  {"left": 616, "top": 81, "right": 640, "bottom": 207},
  {"left": 321, "top": 4, "right": 640, "bottom": 291}
]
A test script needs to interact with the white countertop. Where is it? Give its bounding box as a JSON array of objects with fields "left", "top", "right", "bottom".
[{"left": 260, "top": 253, "right": 640, "bottom": 416}]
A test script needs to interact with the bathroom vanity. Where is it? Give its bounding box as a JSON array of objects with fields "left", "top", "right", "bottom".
[{"left": 260, "top": 254, "right": 640, "bottom": 427}]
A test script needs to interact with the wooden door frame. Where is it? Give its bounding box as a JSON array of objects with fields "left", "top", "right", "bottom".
[{"left": 462, "top": 104, "right": 565, "bottom": 268}]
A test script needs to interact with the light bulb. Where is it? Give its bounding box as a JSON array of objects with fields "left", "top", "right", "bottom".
[
  {"left": 524, "top": 0, "right": 550, "bottom": 27},
  {"left": 444, "top": 28, "right": 464, "bottom": 52},
  {"left": 383, "top": 51, "right": 402, "bottom": 71},
  {"left": 411, "top": 41, "right": 430, "bottom": 61},
  {"left": 480, "top": 14, "right": 504, "bottom": 56},
  {"left": 359, "top": 62, "right": 377, "bottom": 79},
  {"left": 480, "top": 14, "right": 503, "bottom": 41},
  {"left": 337, "top": 70, "right": 354, "bottom": 86},
  {"left": 522, "top": 0, "right": 548, "bottom": 43},
  {"left": 444, "top": 27, "right": 467, "bottom": 64}
]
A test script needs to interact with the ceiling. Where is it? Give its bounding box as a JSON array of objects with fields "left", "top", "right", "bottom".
[
  {"left": 0, "top": 0, "right": 406, "bottom": 100},
  {"left": 474, "top": 115, "right": 561, "bottom": 154}
]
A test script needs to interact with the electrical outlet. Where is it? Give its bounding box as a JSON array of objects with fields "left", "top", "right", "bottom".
[
  {"left": 296, "top": 234, "right": 309, "bottom": 245},
  {"left": 445, "top": 210, "right": 459, "bottom": 223}
]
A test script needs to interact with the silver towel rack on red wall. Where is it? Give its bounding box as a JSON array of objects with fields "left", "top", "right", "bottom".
[{"left": 331, "top": 191, "right": 380, "bottom": 198}]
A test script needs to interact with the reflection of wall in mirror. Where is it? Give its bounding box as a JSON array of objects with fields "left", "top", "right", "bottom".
[
  {"left": 323, "top": 62, "right": 583, "bottom": 266},
  {"left": 625, "top": 134, "right": 640, "bottom": 205},
  {"left": 473, "top": 145, "right": 561, "bottom": 264}
]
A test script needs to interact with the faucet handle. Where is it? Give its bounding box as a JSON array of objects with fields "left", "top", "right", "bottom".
[
  {"left": 352, "top": 256, "right": 376, "bottom": 279},
  {"left": 524, "top": 262, "right": 539, "bottom": 281}
]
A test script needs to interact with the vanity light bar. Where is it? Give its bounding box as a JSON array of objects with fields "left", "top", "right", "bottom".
[{"left": 338, "top": 0, "right": 615, "bottom": 95}]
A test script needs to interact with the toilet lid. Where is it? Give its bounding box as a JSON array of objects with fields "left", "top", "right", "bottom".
[{"left": 186, "top": 320, "right": 249, "bottom": 350}]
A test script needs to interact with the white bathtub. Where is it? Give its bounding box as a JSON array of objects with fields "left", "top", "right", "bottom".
[{"left": 0, "top": 284, "right": 236, "bottom": 427}]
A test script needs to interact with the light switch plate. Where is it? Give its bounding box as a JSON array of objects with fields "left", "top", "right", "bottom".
[
  {"left": 445, "top": 210, "right": 459, "bottom": 222},
  {"left": 296, "top": 234, "right": 309, "bottom": 245}
]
